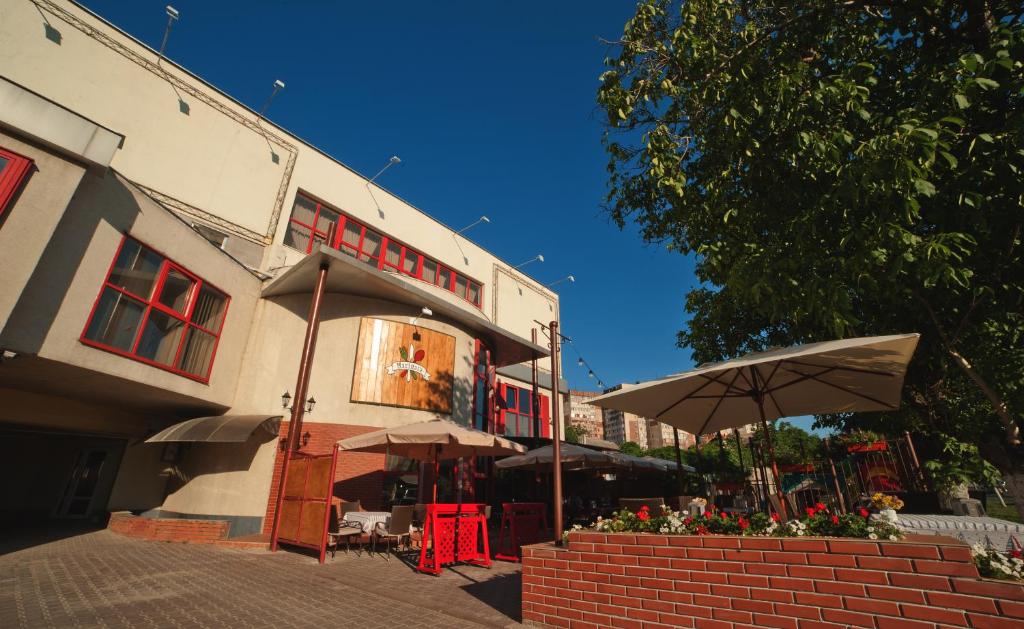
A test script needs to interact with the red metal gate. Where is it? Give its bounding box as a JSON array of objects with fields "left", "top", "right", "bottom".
[{"left": 275, "top": 446, "right": 338, "bottom": 563}]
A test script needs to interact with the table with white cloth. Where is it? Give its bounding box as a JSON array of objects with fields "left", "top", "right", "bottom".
[{"left": 344, "top": 511, "right": 390, "bottom": 534}]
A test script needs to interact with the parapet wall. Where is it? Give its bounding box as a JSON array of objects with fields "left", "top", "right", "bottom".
[{"left": 521, "top": 531, "right": 1024, "bottom": 629}]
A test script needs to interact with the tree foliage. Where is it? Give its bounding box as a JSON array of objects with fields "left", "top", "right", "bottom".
[
  {"left": 597, "top": 1, "right": 1024, "bottom": 486},
  {"left": 565, "top": 424, "right": 588, "bottom": 444}
]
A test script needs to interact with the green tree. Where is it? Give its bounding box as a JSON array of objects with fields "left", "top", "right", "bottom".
[
  {"left": 597, "top": 1, "right": 1024, "bottom": 515},
  {"left": 565, "top": 424, "right": 588, "bottom": 444},
  {"left": 620, "top": 441, "right": 645, "bottom": 456}
]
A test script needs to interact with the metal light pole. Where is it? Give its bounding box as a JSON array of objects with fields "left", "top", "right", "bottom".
[
  {"left": 549, "top": 320, "right": 564, "bottom": 545},
  {"left": 673, "top": 428, "right": 684, "bottom": 494},
  {"left": 531, "top": 329, "right": 540, "bottom": 440}
]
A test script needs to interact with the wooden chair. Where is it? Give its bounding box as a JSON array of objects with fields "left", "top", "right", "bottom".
[
  {"left": 372, "top": 505, "right": 414, "bottom": 559},
  {"left": 327, "top": 505, "right": 363, "bottom": 558}
]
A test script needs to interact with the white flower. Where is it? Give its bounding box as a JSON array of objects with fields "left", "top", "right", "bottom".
[
  {"left": 868, "top": 533, "right": 878, "bottom": 540},
  {"left": 867, "top": 527, "right": 875, "bottom": 533},
  {"left": 889, "top": 535, "right": 898, "bottom": 541}
]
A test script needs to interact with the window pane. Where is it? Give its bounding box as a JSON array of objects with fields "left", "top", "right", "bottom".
[
  {"left": 109, "top": 240, "right": 162, "bottom": 299},
  {"left": 0, "top": 156, "right": 8, "bottom": 172},
  {"left": 192, "top": 285, "right": 227, "bottom": 331},
  {"left": 504, "top": 386, "right": 517, "bottom": 409},
  {"left": 519, "top": 390, "right": 532, "bottom": 415},
  {"left": 438, "top": 267, "right": 452, "bottom": 289},
  {"left": 284, "top": 222, "right": 312, "bottom": 252},
  {"left": 315, "top": 207, "right": 339, "bottom": 237},
  {"left": 290, "top": 195, "right": 317, "bottom": 226},
  {"left": 339, "top": 244, "right": 358, "bottom": 258},
  {"left": 402, "top": 252, "right": 420, "bottom": 275},
  {"left": 177, "top": 327, "right": 216, "bottom": 376},
  {"left": 341, "top": 221, "right": 361, "bottom": 248},
  {"left": 422, "top": 259, "right": 437, "bottom": 284},
  {"left": 359, "top": 230, "right": 381, "bottom": 257},
  {"left": 136, "top": 310, "right": 185, "bottom": 366},
  {"left": 504, "top": 413, "right": 517, "bottom": 436},
  {"left": 83, "top": 288, "right": 145, "bottom": 351},
  {"left": 385, "top": 241, "right": 402, "bottom": 267},
  {"left": 468, "top": 281, "right": 481, "bottom": 305},
  {"left": 455, "top": 275, "right": 469, "bottom": 298},
  {"left": 158, "top": 268, "right": 194, "bottom": 314}
]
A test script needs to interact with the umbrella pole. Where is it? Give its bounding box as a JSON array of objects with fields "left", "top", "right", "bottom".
[
  {"left": 672, "top": 428, "right": 684, "bottom": 495},
  {"left": 757, "top": 405, "right": 788, "bottom": 520},
  {"left": 433, "top": 445, "right": 439, "bottom": 504}
]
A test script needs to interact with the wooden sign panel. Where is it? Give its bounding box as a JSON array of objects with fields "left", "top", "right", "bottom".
[{"left": 351, "top": 318, "right": 455, "bottom": 413}]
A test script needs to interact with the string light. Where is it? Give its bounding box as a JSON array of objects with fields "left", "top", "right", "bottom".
[{"left": 562, "top": 335, "right": 607, "bottom": 390}]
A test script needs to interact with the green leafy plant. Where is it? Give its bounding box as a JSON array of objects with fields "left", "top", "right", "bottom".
[{"left": 972, "top": 545, "right": 1024, "bottom": 581}]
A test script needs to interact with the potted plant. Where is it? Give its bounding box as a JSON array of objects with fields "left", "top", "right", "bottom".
[{"left": 871, "top": 492, "right": 905, "bottom": 523}]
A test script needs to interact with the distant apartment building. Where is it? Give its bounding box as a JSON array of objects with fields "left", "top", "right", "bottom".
[
  {"left": 601, "top": 385, "right": 648, "bottom": 448},
  {"left": 564, "top": 390, "right": 604, "bottom": 440},
  {"left": 645, "top": 419, "right": 696, "bottom": 450}
]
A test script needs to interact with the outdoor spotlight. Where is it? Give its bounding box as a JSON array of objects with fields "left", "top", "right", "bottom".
[
  {"left": 281, "top": 391, "right": 292, "bottom": 409},
  {"left": 368, "top": 155, "right": 402, "bottom": 184},
  {"left": 165, "top": 5, "right": 179, "bottom": 19},
  {"left": 513, "top": 254, "right": 545, "bottom": 270},
  {"left": 273, "top": 79, "right": 286, "bottom": 91},
  {"left": 410, "top": 306, "right": 433, "bottom": 326},
  {"left": 305, "top": 397, "right": 316, "bottom": 413},
  {"left": 456, "top": 215, "right": 491, "bottom": 235},
  {"left": 389, "top": 155, "right": 401, "bottom": 164},
  {"left": 301, "top": 431, "right": 311, "bottom": 447},
  {"left": 577, "top": 358, "right": 585, "bottom": 367}
]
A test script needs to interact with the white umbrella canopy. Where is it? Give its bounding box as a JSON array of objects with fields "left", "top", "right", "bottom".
[
  {"left": 494, "top": 443, "right": 619, "bottom": 470},
  {"left": 587, "top": 334, "right": 920, "bottom": 437},
  {"left": 336, "top": 419, "right": 527, "bottom": 460}
]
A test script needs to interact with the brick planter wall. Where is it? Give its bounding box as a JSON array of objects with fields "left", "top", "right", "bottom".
[
  {"left": 108, "top": 511, "right": 229, "bottom": 543},
  {"left": 521, "top": 531, "right": 1024, "bottom": 629}
]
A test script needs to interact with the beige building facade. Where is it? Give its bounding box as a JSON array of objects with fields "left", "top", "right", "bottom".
[
  {"left": 564, "top": 389, "right": 603, "bottom": 440},
  {"left": 0, "top": 0, "right": 565, "bottom": 536}
]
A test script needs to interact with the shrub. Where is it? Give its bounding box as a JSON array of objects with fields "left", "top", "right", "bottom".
[{"left": 591, "top": 503, "right": 903, "bottom": 540}]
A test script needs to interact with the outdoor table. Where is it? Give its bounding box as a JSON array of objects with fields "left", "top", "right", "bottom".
[{"left": 345, "top": 511, "right": 390, "bottom": 533}]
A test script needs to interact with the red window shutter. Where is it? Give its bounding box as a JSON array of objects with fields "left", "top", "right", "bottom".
[
  {"left": 496, "top": 383, "right": 507, "bottom": 434},
  {"left": 540, "top": 394, "right": 550, "bottom": 438}
]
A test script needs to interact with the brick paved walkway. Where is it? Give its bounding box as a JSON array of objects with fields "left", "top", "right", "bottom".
[{"left": 0, "top": 527, "right": 522, "bottom": 628}]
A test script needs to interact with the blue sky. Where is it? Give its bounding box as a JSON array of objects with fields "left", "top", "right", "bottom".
[{"left": 79, "top": 2, "right": 822, "bottom": 434}]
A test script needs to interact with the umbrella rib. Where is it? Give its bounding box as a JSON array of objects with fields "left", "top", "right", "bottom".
[
  {"left": 695, "top": 369, "right": 744, "bottom": 437},
  {"left": 655, "top": 372, "right": 724, "bottom": 418},
  {"left": 763, "top": 366, "right": 838, "bottom": 395},
  {"left": 782, "top": 358, "right": 898, "bottom": 377},
  {"left": 699, "top": 371, "right": 749, "bottom": 396},
  {"left": 779, "top": 366, "right": 899, "bottom": 409}
]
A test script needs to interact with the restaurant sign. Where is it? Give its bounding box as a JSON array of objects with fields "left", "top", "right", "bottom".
[{"left": 351, "top": 318, "right": 454, "bottom": 413}]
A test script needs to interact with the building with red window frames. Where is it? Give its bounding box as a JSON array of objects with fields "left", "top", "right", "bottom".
[{"left": 0, "top": 1, "right": 566, "bottom": 537}]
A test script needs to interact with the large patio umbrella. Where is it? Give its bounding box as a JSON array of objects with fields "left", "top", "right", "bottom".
[
  {"left": 587, "top": 334, "right": 920, "bottom": 518},
  {"left": 337, "top": 419, "right": 527, "bottom": 502}
]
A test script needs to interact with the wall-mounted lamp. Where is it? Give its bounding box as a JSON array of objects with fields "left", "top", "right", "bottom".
[
  {"left": 301, "top": 431, "right": 311, "bottom": 447},
  {"left": 546, "top": 274, "right": 575, "bottom": 287},
  {"left": 513, "top": 254, "right": 544, "bottom": 270},
  {"left": 157, "top": 5, "right": 179, "bottom": 65},
  {"left": 455, "top": 215, "right": 490, "bottom": 235},
  {"left": 368, "top": 155, "right": 401, "bottom": 184},
  {"left": 281, "top": 391, "right": 316, "bottom": 413},
  {"left": 257, "top": 79, "right": 286, "bottom": 120},
  {"left": 409, "top": 306, "right": 432, "bottom": 327}
]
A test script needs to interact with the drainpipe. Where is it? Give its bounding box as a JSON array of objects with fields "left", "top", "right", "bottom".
[
  {"left": 270, "top": 261, "right": 330, "bottom": 551},
  {"left": 549, "top": 320, "right": 564, "bottom": 545}
]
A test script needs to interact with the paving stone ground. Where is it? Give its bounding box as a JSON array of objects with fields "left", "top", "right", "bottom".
[{"left": 0, "top": 527, "right": 522, "bottom": 628}]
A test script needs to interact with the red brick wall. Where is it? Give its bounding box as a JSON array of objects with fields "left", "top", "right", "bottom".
[
  {"left": 522, "top": 531, "right": 1024, "bottom": 629},
  {"left": 108, "top": 512, "right": 229, "bottom": 543},
  {"left": 261, "top": 421, "right": 386, "bottom": 535}
]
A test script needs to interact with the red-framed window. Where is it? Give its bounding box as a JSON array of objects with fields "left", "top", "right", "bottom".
[
  {"left": 80, "top": 236, "right": 230, "bottom": 382},
  {"left": 0, "top": 147, "right": 33, "bottom": 218},
  {"left": 497, "top": 383, "right": 550, "bottom": 438},
  {"left": 283, "top": 193, "right": 484, "bottom": 309}
]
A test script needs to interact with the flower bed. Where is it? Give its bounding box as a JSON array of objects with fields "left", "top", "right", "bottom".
[{"left": 592, "top": 502, "right": 903, "bottom": 541}]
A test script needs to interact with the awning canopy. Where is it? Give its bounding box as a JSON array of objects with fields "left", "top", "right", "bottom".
[
  {"left": 260, "top": 245, "right": 549, "bottom": 368},
  {"left": 145, "top": 415, "right": 283, "bottom": 443}
]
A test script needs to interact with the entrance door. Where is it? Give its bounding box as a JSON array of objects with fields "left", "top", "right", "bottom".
[{"left": 57, "top": 448, "right": 111, "bottom": 518}]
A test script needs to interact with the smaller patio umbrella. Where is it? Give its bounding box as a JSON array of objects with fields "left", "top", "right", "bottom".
[
  {"left": 337, "top": 419, "right": 527, "bottom": 502},
  {"left": 642, "top": 456, "right": 696, "bottom": 473},
  {"left": 495, "top": 443, "right": 618, "bottom": 471}
]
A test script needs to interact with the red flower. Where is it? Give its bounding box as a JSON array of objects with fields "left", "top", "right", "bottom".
[
  {"left": 695, "top": 525, "right": 708, "bottom": 535},
  {"left": 637, "top": 510, "right": 650, "bottom": 522},
  {"left": 1010, "top": 549, "right": 1022, "bottom": 559},
  {"left": 771, "top": 512, "right": 781, "bottom": 522},
  {"left": 806, "top": 507, "right": 816, "bottom": 518},
  {"left": 683, "top": 517, "right": 693, "bottom": 525},
  {"left": 859, "top": 508, "right": 870, "bottom": 518},
  {"left": 831, "top": 515, "right": 840, "bottom": 525},
  {"left": 704, "top": 511, "right": 713, "bottom": 520},
  {"left": 816, "top": 502, "right": 827, "bottom": 512},
  {"left": 738, "top": 517, "right": 749, "bottom": 530},
  {"left": 721, "top": 511, "right": 729, "bottom": 520}
]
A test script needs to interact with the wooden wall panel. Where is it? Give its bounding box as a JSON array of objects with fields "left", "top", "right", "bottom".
[{"left": 351, "top": 318, "right": 455, "bottom": 413}]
